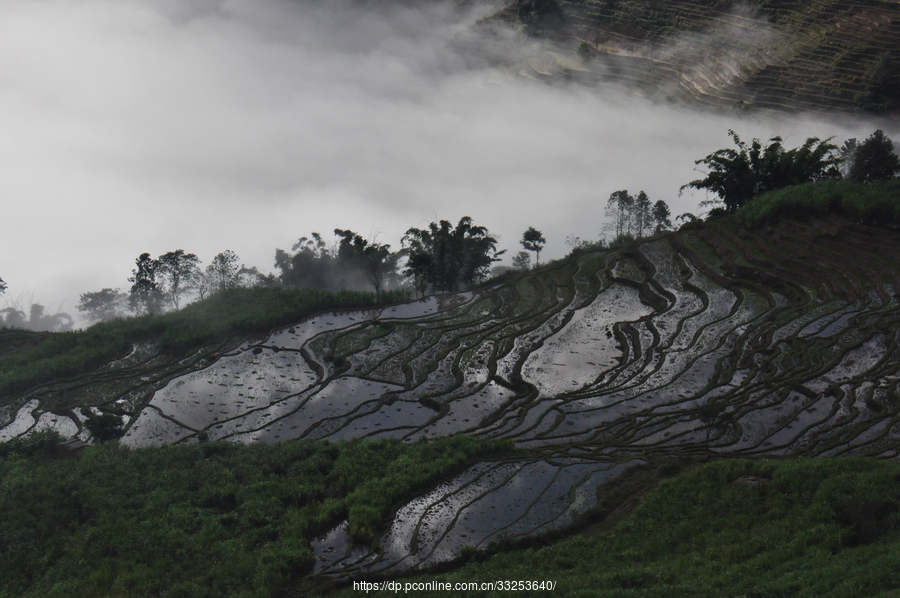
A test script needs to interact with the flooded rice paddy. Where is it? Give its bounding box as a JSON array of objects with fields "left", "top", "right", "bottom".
[{"left": 5, "top": 220, "right": 900, "bottom": 575}]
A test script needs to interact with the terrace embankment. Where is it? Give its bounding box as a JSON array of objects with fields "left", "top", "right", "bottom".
[{"left": 5, "top": 209, "right": 900, "bottom": 576}]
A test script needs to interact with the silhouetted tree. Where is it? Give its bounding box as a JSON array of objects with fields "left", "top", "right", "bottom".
[
  {"left": 275, "top": 230, "right": 399, "bottom": 292},
  {"left": 606, "top": 190, "right": 634, "bottom": 240},
  {"left": 77, "top": 288, "right": 127, "bottom": 323},
  {"left": 157, "top": 250, "right": 201, "bottom": 310},
  {"left": 849, "top": 130, "right": 900, "bottom": 183},
  {"left": 195, "top": 270, "right": 213, "bottom": 301},
  {"left": 275, "top": 234, "right": 335, "bottom": 290},
  {"left": 206, "top": 250, "right": 241, "bottom": 294},
  {"left": 0, "top": 277, "right": 6, "bottom": 295},
  {"left": 604, "top": 190, "right": 661, "bottom": 239},
  {"left": 363, "top": 244, "right": 400, "bottom": 293},
  {"left": 681, "top": 130, "right": 841, "bottom": 212},
  {"left": 402, "top": 217, "right": 504, "bottom": 294},
  {"left": 520, "top": 227, "right": 546, "bottom": 266},
  {"left": 403, "top": 251, "right": 433, "bottom": 298},
  {"left": 128, "top": 253, "right": 165, "bottom": 315},
  {"left": 652, "top": 200, "right": 673, "bottom": 232},
  {"left": 633, "top": 191, "right": 653, "bottom": 238},
  {"left": 334, "top": 229, "right": 400, "bottom": 292}
]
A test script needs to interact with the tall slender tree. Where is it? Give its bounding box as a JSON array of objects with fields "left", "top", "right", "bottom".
[
  {"left": 633, "top": 191, "right": 653, "bottom": 238},
  {"left": 606, "top": 190, "right": 634, "bottom": 240},
  {"left": 652, "top": 200, "right": 672, "bottom": 232},
  {"left": 520, "top": 227, "right": 546, "bottom": 266},
  {"left": 403, "top": 251, "right": 433, "bottom": 298}
]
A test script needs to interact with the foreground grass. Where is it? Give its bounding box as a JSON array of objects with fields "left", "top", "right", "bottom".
[
  {"left": 0, "top": 287, "right": 408, "bottom": 400},
  {"left": 366, "top": 458, "right": 900, "bottom": 598},
  {"left": 0, "top": 434, "right": 503, "bottom": 598}
]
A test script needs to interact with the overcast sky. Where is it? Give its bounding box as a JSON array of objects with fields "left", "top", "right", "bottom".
[{"left": 1, "top": 0, "right": 896, "bottom": 320}]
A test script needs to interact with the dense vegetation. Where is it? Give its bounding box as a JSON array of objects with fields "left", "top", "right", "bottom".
[
  {"left": 0, "top": 433, "right": 504, "bottom": 598},
  {"left": 0, "top": 286, "right": 407, "bottom": 401},
  {"left": 737, "top": 179, "right": 900, "bottom": 228},
  {"left": 375, "top": 458, "right": 900, "bottom": 598}
]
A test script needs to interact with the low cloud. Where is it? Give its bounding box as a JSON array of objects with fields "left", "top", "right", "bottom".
[{"left": 0, "top": 0, "right": 894, "bottom": 315}]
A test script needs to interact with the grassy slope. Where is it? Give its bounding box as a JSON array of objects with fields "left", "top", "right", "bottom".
[
  {"left": 736, "top": 179, "right": 900, "bottom": 228},
  {"left": 368, "top": 458, "right": 900, "bottom": 598},
  {"left": 0, "top": 434, "right": 505, "bottom": 598}
]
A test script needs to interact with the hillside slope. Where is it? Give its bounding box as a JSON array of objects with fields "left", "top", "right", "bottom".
[
  {"left": 485, "top": 0, "right": 900, "bottom": 112},
  {"left": 4, "top": 186, "right": 900, "bottom": 576}
]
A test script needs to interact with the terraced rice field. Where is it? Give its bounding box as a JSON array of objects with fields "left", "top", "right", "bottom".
[
  {"left": 489, "top": 0, "right": 900, "bottom": 112},
  {"left": 4, "top": 216, "right": 900, "bottom": 575}
]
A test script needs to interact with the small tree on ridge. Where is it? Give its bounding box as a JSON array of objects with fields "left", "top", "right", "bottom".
[{"left": 521, "top": 227, "right": 546, "bottom": 266}]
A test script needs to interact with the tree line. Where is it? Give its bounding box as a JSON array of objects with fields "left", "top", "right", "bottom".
[
  {"left": 604, "top": 190, "right": 673, "bottom": 243},
  {"left": 682, "top": 129, "right": 900, "bottom": 214},
  {"left": 71, "top": 220, "right": 517, "bottom": 323},
  {"left": 8, "top": 128, "right": 894, "bottom": 329},
  {"left": 76, "top": 250, "right": 263, "bottom": 322},
  {"left": 0, "top": 280, "right": 75, "bottom": 332}
]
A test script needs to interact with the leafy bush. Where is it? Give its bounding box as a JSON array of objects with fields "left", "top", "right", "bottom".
[{"left": 83, "top": 413, "right": 124, "bottom": 443}]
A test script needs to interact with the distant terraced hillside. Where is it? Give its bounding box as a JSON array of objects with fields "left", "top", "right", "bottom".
[
  {"left": 486, "top": 0, "right": 900, "bottom": 112},
  {"left": 4, "top": 190, "right": 900, "bottom": 575}
]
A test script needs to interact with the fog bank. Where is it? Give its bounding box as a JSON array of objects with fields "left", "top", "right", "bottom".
[{"left": 0, "top": 0, "right": 895, "bottom": 316}]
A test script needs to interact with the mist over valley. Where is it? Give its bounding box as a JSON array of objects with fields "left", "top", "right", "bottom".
[
  {"left": 3, "top": 2, "right": 900, "bottom": 597},
  {"left": 1, "top": 0, "right": 895, "bottom": 316}
]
